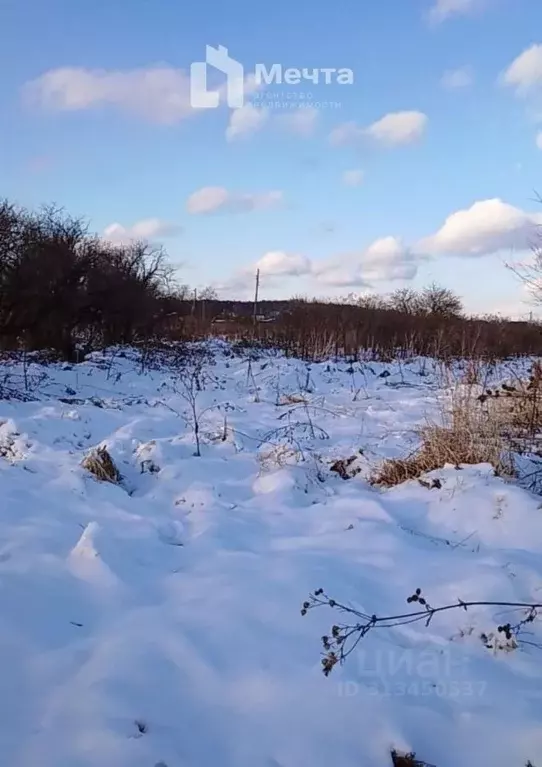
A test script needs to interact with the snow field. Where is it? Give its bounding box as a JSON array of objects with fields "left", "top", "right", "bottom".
[{"left": 0, "top": 345, "right": 541, "bottom": 767}]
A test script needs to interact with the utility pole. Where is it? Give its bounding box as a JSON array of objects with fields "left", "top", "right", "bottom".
[
  {"left": 191, "top": 288, "right": 197, "bottom": 316},
  {"left": 253, "top": 269, "right": 260, "bottom": 330}
]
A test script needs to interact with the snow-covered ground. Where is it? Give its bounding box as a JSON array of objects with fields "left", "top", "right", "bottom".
[{"left": 0, "top": 343, "right": 541, "bottom": 767}]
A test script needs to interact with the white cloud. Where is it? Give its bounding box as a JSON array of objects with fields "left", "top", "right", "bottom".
[
  {"left": 212, "top": 272, "right": 255, "bottom": 298},
  {"left": 312, "top": 266, "right": 371, "bottom": 289},
  {"left": 330, "top": 111, "right": 428, "bottom": 148},
  {"left": 226, "top": 104, "right": 269, "bottom": 141},
  {"left": 313, "top": 236, "right": 424, "bottom": 287},
  {"left": 476, "top": 296, "right": 538, "bottom": 321},
  {"left": 536, "top": 131, "right": 542, "bottom": 150},
  {"left": 329, "top": 121, "right": 364, "bottom": 146},
  {"left": 360, "top": 236, "right": 424, "bottom": 282},
  {"left": 419, "top": 198, "right": 542, "bottom": 255},
  {"left": 428, "top": 0, "right": 481, "bottom": 24},
  {"left": 502, "top": 44, "right": 542, "bottom": 95},
  {"left": 225, "top": 104, "right": 320, "bottom": 141},
  {"left": 342, "top": 169, "right": 364, "bottom": 187},
  {"left": 186, "top": 187, "right": 283, "bottom": 215},
  {"left": 241, "top": 73, "right": 264, "bottom": 98},
  {"left": 24, "top": 66, "right": 197, "bottom": 124},
  {"left": 103, "top": 218, "right": 180, "bottom": 244},
  {"left": 216, "top": 251, "right": 311, "bottom": 297},
  {"left": 255, "top": 251, "right": 312, "bottom": 277},
  {"left": 221, "top": 235, "right": 423, "bottom": 294},
  {"left": 441, "top": 66, "right": 474, "bottom": 89},
  {"left": 276, "top": 106, "right": 320, "bottom": 136},
  {"left": 365, "top": 111, "right": 428, "bottom": 147},
  {"left": 25, "top": 65, "right": 263, "bottom": 126}
]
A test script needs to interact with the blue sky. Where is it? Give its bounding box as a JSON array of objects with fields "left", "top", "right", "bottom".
[{"left": 2, "top": 0, "right": 542, "bottom": 315}]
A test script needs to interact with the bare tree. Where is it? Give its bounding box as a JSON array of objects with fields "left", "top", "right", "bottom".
[
  {"left": 388, "top": 287, "right": 422, "bottom": 315},
  {"left": 198, "top": 285, "right": 218, "bottom": 301},
  {"left": 508, "top": 236, "right": 542, "bottom": 307},
  {"left": 356, "top": 293, "right": 386, "bottom": 310},
  {"left": 419, "top": 283, "right": 463, "bottom": 318}
]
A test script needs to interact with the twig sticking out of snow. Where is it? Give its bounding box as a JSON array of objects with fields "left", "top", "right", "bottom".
[
  {"left": 391, "top": 750, "right": 434, "bottom": 767},
  {"left": 302, "top": 588, "right": 542, "bottom": 676}
]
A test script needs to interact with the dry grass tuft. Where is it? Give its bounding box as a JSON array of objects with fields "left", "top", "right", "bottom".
[
  {"left": 81, "top": 446, "right": 121, "bottom": 484},
  {"left": 372, "top": 386, "right": 516, "bottom": 488},
  {"left": 278, "top": 393, "right": 308, "bottom": 406},
  {"left": 258, "top": 443, "right": 304, "bottom": 471},
  {"left": 486, "top": 362, "right": 542, "bottom": 453}
]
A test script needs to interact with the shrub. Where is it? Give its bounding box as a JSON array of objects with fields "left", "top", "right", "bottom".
[{"left": 371, "top": 387, "right": 515, "bottom": 487}]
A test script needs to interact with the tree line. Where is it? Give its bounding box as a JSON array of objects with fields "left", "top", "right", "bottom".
[{"left": 0, "top": 198, "right": 540, "bottom": 361}]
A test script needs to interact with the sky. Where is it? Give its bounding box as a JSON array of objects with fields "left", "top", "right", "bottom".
[{"left": 2, "top": 0, "right": 542, "bottom": 316}]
